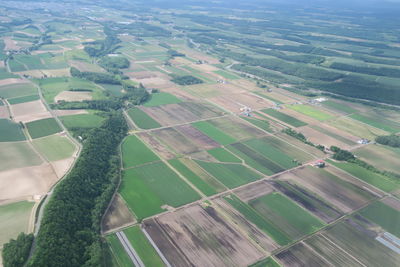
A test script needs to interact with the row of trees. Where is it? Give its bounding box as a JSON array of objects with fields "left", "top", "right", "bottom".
[
  {"left": 171, "top": 75, "right": 204, "bottom": 85},
  {"left": 376, "top": 135, "right": 400, "bottom": 147},
  {"left": 70, "top": 67, "right": 122, "bottom": 84}
]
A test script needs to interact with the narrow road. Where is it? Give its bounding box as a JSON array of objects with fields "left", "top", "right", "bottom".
[{"left": 116, "top": 231, "right": 145, "bottom": 267}]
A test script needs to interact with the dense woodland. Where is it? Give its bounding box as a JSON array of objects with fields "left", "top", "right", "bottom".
[
  {"left": 2, "top": 233, "right": 34, "bottom": 267},
  {"left": 171, "top": 75, "right": 204, "bottom": 85},
  {"left": 376, "top": 135, "right": 400, "bottom": 147}
]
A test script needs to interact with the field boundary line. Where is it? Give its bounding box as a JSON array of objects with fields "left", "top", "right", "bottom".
[
  {"left": 300, "top": 241, "right": 335, "bottom": 266},
  {"left": 116, "top": 231, "right": 145, "bottom": 267},
  {"left": 141, "top": 227, "right": 172, "bottom": 267}
]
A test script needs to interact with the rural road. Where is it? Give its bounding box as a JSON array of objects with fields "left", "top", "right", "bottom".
[{"left": 116, "top": 231, "right": 145, "bottom": 267}]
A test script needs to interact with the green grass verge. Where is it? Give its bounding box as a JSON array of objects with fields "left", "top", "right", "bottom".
[
  {"left": 195, "top": 160, "right": 261, "bottom": 188},
  {"left": 359, "top": 201, "right": 400, "bottom": 238},
  {"left": 32, "top": 134, "right": 75, "bottom": 161},
  {"left": 262, "top": 109, "right": 307, "bottom": 127},
  {"left": 224, "top": 194, "right": 291, "bottom": 246},
  {"left": 0, "top": 119, "right": 26, "bottom": 142},
  {"left": 288, "top": 104, "right": 334, "bottom": 121},
  {"left": 127, "top": 107, "right": 161, "bottom": 130},
  {"left": 120, "top": 162, "right": 200, "bottom": 219},
  {"left": 144, "top": 92, "right": 182, "bottom": 107},
  {"left": 169, "top": 158, "right": 217, "bottom": 196},
  {"left": 192, "top": 121, "right": 237, "bottom": 145},
  {"left": 106, "top": 235, "right": 132, "bottom": 267},
  {"left": 123, "top": 226, "right": 165, "bottom": 267},
  {"left": 7, "top": 94, "right": 40, "bottom": 105},
  {"left": 26, "top": 118, "right": 62, "bottom": 139},
  {"left": 122, "top": 135, "right": 160, "bottom": 168},
  {"left": 207, "top": 147, "right": 242, "bottom": 163}
]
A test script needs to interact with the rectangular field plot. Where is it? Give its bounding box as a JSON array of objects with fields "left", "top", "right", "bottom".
[
  {"left": 276, "top": 242, "right": 330, "bottom": 267},
  {"left": 207, "top": 147, "right": 242, "bottom": 163},
  {"left": 0, "top": 119, "right": 26, "bottom": 142},
  {"left": 195, "top": 160, "right": 262, "bottom": 188},
  {"left": 329, "top": 117, "right": 389, "bottom": 140},
  {"left": 127, "top": 107, "right": 161, "bottom": 129},
  {"left": 151, "top": 127, "right": 201, "bottom": 155},
  {"left": 106, "top": 234, "right": 133, "bottom": 267},
  {"left": 0, "top": 142, "right": 42, "bottom": 171},
  {"left": 143, "top": 92, "right": 182, "bottom": 107},
  {"left": 0, "top": 83, "right": 37, "bottom": 99},
  {"left": 359, "top": 200, "right": 400, "bottom": 238},
  {"left": 262, "top": 109, "right": 307, "bottom": 127},
  {"left": 322, "top": 99, "right": 358, "bottom": 114},
  {"left": 143, "top": 204, "right": 265, "bottom": 267},
  {"left": 32, "top": 134, "right": 75, "bottom": 161},
  {"left": 7, "top": 94, "right": 40, "bottom": 105},
  {"left": 120, "top": 162, "right": 200, "bottom": 219},
  {"left": 350, "top": 113, "right": 400, "bottom": 133},
  {"left": 249, "top": 192, "right": 325, "bottom": 241},
  {"left": 123, "top": 226, "right": 165, "bottom": 267},
  {"left": 288, "top": 104, "right": 335, "bottom": 121},
  {"left": 213, "top": 69, "right": 240, "bottom": 79},
  {"left": 250, "top": 257, "right": 280, "bottom": 267},
  {"left": 277, "top": 166, "right": 376, "bottom": 213},
  {"left": 354, "top": 144, "right": 400, "bottom": 175},
  {"left": 122, "top": 135, "right": 160, "bottom": 168},
  {"left": 329, "top": 160, "right": 400, "bottom": 193},
  {"left": 175, "top": 124, "right": 220, "bottom": 150},
  {"left": 322, "top": 219, "right": 400, "bottom": 266},
  {"left": 26, "top": 118, "right": 62, "bottom": 139},
  {"left": 192, "top": 121, "right": 237, "bottom": 145},
  {"left": 208, "top": 116, "right": 265, "bottom": 141},
  {"left": 60, "top": 113, "right": 105, "bottom": 129}
]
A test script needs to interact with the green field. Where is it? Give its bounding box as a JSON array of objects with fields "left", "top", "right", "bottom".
[
  {"left": 224, "top": 194, "right": 292, "bottom": 246},
  {"left": 60, "top": 113, "right": 105, "bottom": 129},
  {"left": 322, "top": 100, "right": 357, "bottom": 114},
  {"left": 0, "top": 201, "right": 34, "bottom": 247},
  {"left": 0, "top": 119, "right": 26, "bottom": 142},
  {"left": 123, "top": 226, "right": 165, "bottom": 267},
  {"left": 192, "top": 121, "right": 237, "bottom": 145},
  {"left": 289, "top": 104, "right": 335, "bottom": 121},
  {"left": 329, "top": 160, "right": 400, "bottom": 193},
  {"left": 207, "top": 147, "right": 242, "bottom": 163},
  {"left": 195, "top": 160, "right": 261, "bottom": 188},
  {"left": 26, "top": 118, "right": 62, "bottom": 139},
  {"left": 0, "top": 142, "right": 42, "bottom": 171},
  {"left": 106, "top": 235, "right": 132, "bottom": 267},
  {"left": 0, "top": 68, "right": 18, "bottom": 79},
  {"left": 169, "top": 158, "right": 218, "bottom": 196},
  {"left": 250, "top": 257, "right": 281, "bottom": 267},
  {"left": 350, "top": 113, "right": 400, "bottom": 133},
  {"left": 32, "top": 135, "right": 75, "bottom": 161},
  {"left": 354, "top": 145, "right": 400, "bottom": 175},
  {"left": 122, "top": 135, "right": 160, "bottom": 168},
  {"left": 243, "top": 117, "right": 272, "bottom": 132},
  {"left": 213, "top": 70, "right": 240, "bottom": 79},
  {"left": 0, "top": 83, "right": 37, "bottom": 99},
  {"left": 359, "top": 201, "right": 400, "bottom": 238},
  {"left": 120, "top": 162, "right": 200, "bottom": 219},
  {"left": 310, "top": 125, "right": 356, "bottom": 145},
  {"left": 99, "top": 83, "right": 124, "bottom": 97},
  {"left": 7, "top": 94, "right": 40, "bottom": 105},
  {"left": 262, "top": 109, "right": 307, "bottom": 127},
  {"left": 250, "top": 192, "right": 325, "bottom": 240},
  {"left": 144, "top": 92, "right": 182, "bottom": 107},
  {"left": 127, "top": 107, "right": 161, "bottom": 129}
]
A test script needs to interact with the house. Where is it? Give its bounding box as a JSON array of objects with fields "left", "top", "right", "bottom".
[{"left": 313, "top": 160, "right": 326, "bottom": 168}]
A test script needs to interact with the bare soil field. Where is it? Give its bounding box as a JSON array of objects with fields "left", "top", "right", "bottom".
[
  {"left": 54, "top": 91, "right": 92, "bottom": 102},
  {"left": 234, "top": 180, "right": 275, "bottom": 202},
  {"left": 53, "top": 109, "right": 88, "bottom": 116},
  {"left": 354, "top": 145, "right": 400, "bottom": 175},
  {"left": 137, "top": 132, "right": 176, "bottom": 160},
  {"left": 144, "top": 204, "right": 264, "bottom": 267},
  {"left": 0, "top": 163, "right": 58, "bottom": 202},
  {"left": 210, "top": 92, "right": 273, "bottom": 113},
  {"left": 214, "top": 198, "right": 279, "bottom": 253},
  {"left": 298, "top": 126, "right": 351, "bottom": 149},
  {"left": 192, "top": 63, "right": 219, "bottom": 73},
  {"left": 102, "top": 194, "right": 136, "bottom": 233},
  {"left": 0, "top": 78, "right": 25, "bottom": 87},
  {"left": 211, "top": 116, "right": 265, "bottom": 140},
  {"left": 151, "top": 127, "right": 201, "bottom": 155},
  {"left": 11, "top": 100, "right": 52, "bottom": 123},
  {"left": 182, "top": 49, "right": 220, "bottom": 64},
  {"left": 187, "top": 83, "right": 243, "bottom": 98},
  {"left": 175, "top": 124, "right": 220, "bottom": 150},
  {"left": 51, "top": 157, "right": 75, "bottom": 178},
  {"left": 142, "top": 104, "right": 199, "bottom": 126},
  {"left": 277, "top": 166, "right": 375, "bottom": 213},
  {"left": 276, "top": 242, "right": 330, "bottom": 266},
  {"left": 0, "top": 106, "right": 10, "bottom": 119},
  {"left": 3, "top": 37, "right": 20, "bottom": 50}
]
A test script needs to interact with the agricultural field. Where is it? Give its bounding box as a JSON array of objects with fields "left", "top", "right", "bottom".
[
  {"left": 7, "top": 94, "right": 40, "bottom": 105},
  {"left": 144, "top": 92, "right": 182, "bottom": 107},
  {"left": 26, "top": 118, "right": 62, "bottom": 139},
  {"left": 60, "top": 113, "right": 105, "bottom": 129},
  {"left": 121, "top": 135, "right": 160, "bottom": 168},
  {"left": 350, "top": 113, "right": 400, "bottom": 133},
  {"left": 0, "top": 141, "right": 42, "bottom": 171},
  {"left": 288, "top": 104, "right": 335, "bottom": 121},
  {"left": 119, "top": 162, "right": 200, "bottom": 219},
  {"left": 354, "top": 144, "right": 400, "bottom": 175},
  {"left": 32, "top": 134, "right": 76, "bottom": 161},
  {"left": 262, "top": 108, "right": 307, "bottom": 127},
  {"left": 106, "top": 234, "right": 133, "bottom": 267},
  {"left": 127, "top": 107, "right": 161, "bottom": 129},
  {"left": 0, "top": 82, "right": 37, "bottom": 99},
  {"left": 0, "top": 119, "right": 26, "bottom": 142}
]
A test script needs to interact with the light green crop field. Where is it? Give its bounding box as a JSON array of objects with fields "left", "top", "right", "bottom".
[
  {"left": 0, "top": 83, "right": 37, "bottom": 99},
  {"left": 0, "top": 68, "right": 18, "bottom": 79},
  {"left": 350, "top": 113, "right": 400, "bottom": 133},
  {"left": 7, "top": 94, "right": 40, "bottom": 105},
  {"left": 322, "top": 100, "right": 357, "bottom": 114},
  {"left": 123, "top": 226, "right": 165, "bottom": 267},
  {"left": 60, "top": 113, "right": 105, "bottom": 129},
  {"left": 26, "top": 118, "right": 62, "bottom": 139},
  {"left": 122, "top": 135, "right": 160, "bottom": 168},
  {"left": 288, "top": 104, "right": 335, "bottom": 121},
  {"left": 354, "top": 144, "right": 400, "bottom": 175},
  {"left": 0, "top": 142, "right": 42, "bottom": 171},
  {"left": 262, "top": 108, "right": 307, "bottom": 127},
  {"left": 192, "top": 121, "right": 237, "bottom": 145},
  {"left": 359, "top": 201, "right": 400, "bottom": 238},
  {"left": 0, "top": 119, "right": 26, "bottom": 142},
  {"left": 250, "top": 192, "right": 325, "bottom": 240},
  {"left": 99, "top": 83, "right": 124, "bottom": 97},
  {"left": 0, "top": 201, "right": 34, "bottom": 247},
  {"left": 243, "top": 117, "right": 272, "bottom": 132},
  {"left": 329, "top": 117, "right": 388, "bottom": 140},
  {"left": 213, "top": 70, "right": 240, "bottom": 79},
  {"left": 224, "top": 194, "right": 291, "bottom": 246},
  {"left": 144, "top": 92, "right": 182, "bottom": 107},
  {"left": 106, "top": 234, "right": 132, "bottom": 267},
  {"left": 250, "top": 257, "right": 281, "bottom": 267},
  {"left": 195, "top": 160, "right": 261, "bottom": 188},
  {"left": 207, "top": 147, "right": 242, "bottom": 163},
  {"left": 127, "top": 107, "right": 161, "bottom": 129},
  {"left": 120, "top": 162, "right": 200, "bottom": 219},
  {"left": 32, "top": 134, "right": 75, "bottom": 161}
]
